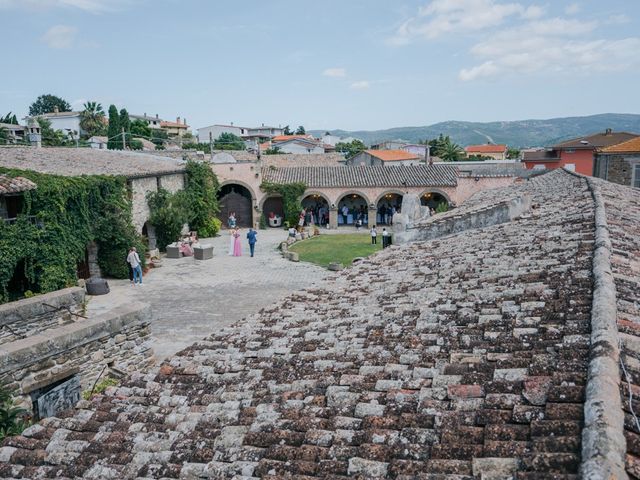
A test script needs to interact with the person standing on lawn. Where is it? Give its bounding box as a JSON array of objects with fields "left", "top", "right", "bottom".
[
  {"left": 127, "top": 247, "right": 143, "bottom": 285},
  {"left": 247, "top": 228, "right": 257, "bottom": 257},
  {"left": 370, "top": 225, "right": 377, "bottom": 244},
  {"left": 382, "top": 228, "right": 390, "bottom": 248}
]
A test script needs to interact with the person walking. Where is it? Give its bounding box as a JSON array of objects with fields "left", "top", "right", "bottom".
[
  {"left": 370, "top": 225, "right": 377, "bottom": 245},
  {"left": 382, "top": 228, "right": 390, "bottom": 248},
  {"left": 127, "top": 247, "right": 143, "bottom": 285},
  {"left": 228, "top": 212, "right": 237, "bottom": 229},
  {"left": 126, "top": 248, "right": 134, "bottom": 284},
  {"left": 233, "top": 228, "right": 242, "bottom": 257},
  {"left": 247, "top": 228, "right": 257, "bottom": 257}
]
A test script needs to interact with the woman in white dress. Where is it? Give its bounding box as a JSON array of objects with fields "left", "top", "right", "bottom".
[{"left": 228, "top": 228, "right": 235, "bottom": 255}]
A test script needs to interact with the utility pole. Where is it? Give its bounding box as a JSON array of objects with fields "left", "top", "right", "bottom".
[
  {"left": 121, "top": 127, "right": 126, "bottom": 150},
  {"left": 209, "top": 132, "right": 214, "bottom": 160}
]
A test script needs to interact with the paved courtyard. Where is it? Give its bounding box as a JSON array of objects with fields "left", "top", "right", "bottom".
[{"left": 87, "top": 229, "right": 328, "bottom": 361}]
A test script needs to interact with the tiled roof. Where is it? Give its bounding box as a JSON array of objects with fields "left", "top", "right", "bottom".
[
  {"left": 260, "top": 153, "right": 345, "bottom": 167},
  {"left": 0, "top": 147, "right": 185, "bottom": 177},
  {"left": 3, "top": 170, "right": 639, "bottom": 477},
  {"left": 465, "top": 144, "right": 507, "bottom": 153},
  {"left": 160, "top": 121, "right": 188, "bottom": 129},
  {"left": 601, "top": 136, "right": 640, "bottom": 153},
  {"left": 553, "top": 131, "right": 639, "bottom": 150},
  {"left": 272, "top": 135, "right": 315, "bottom": 142},
  {"left": 365, "top": 149, "right": 420, "bottom": 162},
  {"left": 0, "top": 174, "right": 36, "bottom": 194},
  {"left": 262, "top": 164, "right": 458, "bottom": 187},
  {"left": 522, "top": 150, "right": 561, "bottom": 162}
]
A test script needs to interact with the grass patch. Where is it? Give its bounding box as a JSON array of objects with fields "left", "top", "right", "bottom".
[{"left": 289, "top": 234, "right": 382, "bottom": 268}]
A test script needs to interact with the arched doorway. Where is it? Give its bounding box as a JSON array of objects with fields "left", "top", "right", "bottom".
[
  {"left": 142, "top": 221, "right": 157, "bottom": 250},
  {"left": 337, "top": 193, "right": 369, "bottom": 227},
  {"left": 376, "top": 192, "right": 403, "bottom": 225},
  {"left": 421, "top": 191, "right": 449, "bottom": 210},
  {"left": 218, "top": 184, "right": 253, "bottom": 228},
  {"left": 301, "top": 193, "right": 330, "bottom": 226},
  {"left": 262, "top": 196, "right": 284, "bottom": 228}
]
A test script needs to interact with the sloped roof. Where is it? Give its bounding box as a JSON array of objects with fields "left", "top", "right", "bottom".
[
  {"left": 2, "top": 170, "right": 638, "bottom": 478},
  {"left": 0, "top": 147, "right": 185, "bottom": 177},
  {"left": 262, "top": 164, "right": 458, "bottom": 187},
  {"left": 465, "top": 144, "right": 507, "bottom": 153},
  {"left": 365, "top": 149, "right": 421, "bottom": 162},
  {"left": 553, "top": 131, "right": 639, "bottom": 150},
  {"left": 272, "top": 135, "right": 315, "bottom": 142},
  {"left": 160, "top": 121, "right": 188, "bottom": 129},
  {"left": 601, "top": 136, "right": 640, "bottom": 153},
  {"left": 0, "top": 174, "right": 36, "bottom": 194}
]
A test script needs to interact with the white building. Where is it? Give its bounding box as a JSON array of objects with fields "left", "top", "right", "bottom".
[
  {"left": 197, "top": 123, "right": 284, "bottom": 146},
  {"left": 271, "top": 137, "right": 325, "bottom": 154},
  {"left": 26, "top": 109, "right": 83, "bottom": 136},
  {"left": 130, "top": 114, "right": 164, "bottom": 129}
]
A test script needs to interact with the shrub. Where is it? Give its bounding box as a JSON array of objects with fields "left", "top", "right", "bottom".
[
  {"left": 436, "top": 201, "right": 449, "bottom": 213},
  {"left": 129, "top": 139, "right": 143, "bottom": 151},
  {"left": 0, "top": 384, "right": 30, "bottom": 442},
  {"left": 82, "top": 377, "right": 118, "bottom": 400}
]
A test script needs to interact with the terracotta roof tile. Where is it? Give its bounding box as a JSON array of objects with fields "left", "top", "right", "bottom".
[
  {"left": 601, "top": 136, "right": 640, "bottom": 153},
  {"left": 0, "top": 174, "right": 36, "bottom": 194},
  {"left": 465, "top": 144, "right": 507, "bottom": 153},
  {"left": 365, "top": 149, "right": 421, "bottom": 162},
  {"left": 553, "top": 131, "right": 639, "bottom": 150}
]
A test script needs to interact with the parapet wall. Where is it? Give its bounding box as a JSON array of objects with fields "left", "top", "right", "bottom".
[
  {"left": 0, "top": 287, "right": 85, "bottom": 345},
  {"left": 396, "top": 194, "right": 531, "bottom": 244}
]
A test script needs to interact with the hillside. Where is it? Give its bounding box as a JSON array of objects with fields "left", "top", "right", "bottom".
[{"left": 310, "top": 113, "right": 640, "bottom": 148}]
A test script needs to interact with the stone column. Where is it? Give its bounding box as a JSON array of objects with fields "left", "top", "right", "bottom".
[
  {"left": 329, "top": 208, "right": 338, "bottom": 229},
  {"left": 367, "top": 207, "right": 377, "bottom": 227}
]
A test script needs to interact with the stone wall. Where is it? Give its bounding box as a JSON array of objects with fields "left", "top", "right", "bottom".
[
  {"left": 0, "top": 287, "right": 85, "bottom": 345},
  {"left": 597, "top": 153, "right": 638, "bottom": 187},
  {"left": 158, "top": 173, "right": 184, "bottom": 193},
  {"left": 0, "top": 299, "right": 153, "bottom": 414},
  {"left": 130, "top": 176, "right": 158, "bottom": 233}
]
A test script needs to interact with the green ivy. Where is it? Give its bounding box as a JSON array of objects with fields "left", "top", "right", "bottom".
[
  {"left": 260, "top": 181, "right": 307, "bottom": 226},
  {"left": 0, "top": 168, "right": 145, "bottom": 303},
  {"left": 147, "top": 160, "right": 221, "bottom": 250}
]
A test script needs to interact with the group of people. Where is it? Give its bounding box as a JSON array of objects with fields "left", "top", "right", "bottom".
[
  {"left": 228, "top": 213, "right": 258, "bottom": 257},
  {"left": 370, "top": 225, "right": 392, "bottom": 248},
  {"left": 377, "top": 203, "right": 400, "bottom": 225},
  {"left": 299, "top": 204, "right": 329, "bottom": 227}
]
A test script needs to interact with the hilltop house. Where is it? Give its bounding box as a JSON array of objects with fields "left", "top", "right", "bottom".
[
  {"left": 465, "top": 144, "right": 508, "bottom": 160},
  {"left": 523, "top": 129, "right": 639, "bottom": 176},
  {"left": 197, "top": 123, "right": 284, "bottom": 148},
  {"left": 269, "top": 135, "right": 325, "bottom": 154},
  {"left": 160, "top": 117, "right": 190, "bottom": 137},
  {"left": 350, "top": 149, "right": 422, "bottom": 166},
  {"left": 25, "top": 107, "right": 83, "bottom": 136},
  {"left": 130, "top": 113, "right": 163, "bottom": 129}
]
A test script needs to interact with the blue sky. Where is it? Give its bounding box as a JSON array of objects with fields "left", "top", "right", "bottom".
[{"left": 1, "top": 0, "right": 639, "bottom": 131}]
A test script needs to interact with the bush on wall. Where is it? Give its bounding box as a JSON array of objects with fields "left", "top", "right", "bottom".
[
  {"left": 0, "top": 168, "right": 145, "bottom": 303},
  {"left": 260, "top": 181, "right": 307, "bottom": 226}
]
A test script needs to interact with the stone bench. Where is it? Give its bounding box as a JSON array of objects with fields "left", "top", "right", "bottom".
[
  {"left": 194, "top": 244, "right": 214, "bottom": 260},
  {"left": 165, "top": 244, "right": 181, "bottom": 259}
]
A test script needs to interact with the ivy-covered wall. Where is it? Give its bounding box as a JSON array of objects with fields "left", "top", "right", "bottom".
[
  {"left": 0, "top": 168, "right": 145, "bottom": 303},
  {"left": 260, "top": 181, "right": 307, "bottom": 226}
]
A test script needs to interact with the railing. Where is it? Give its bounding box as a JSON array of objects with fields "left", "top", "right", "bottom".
[{"left": 2, "top": 215, "right": 42, "bottom": 227}]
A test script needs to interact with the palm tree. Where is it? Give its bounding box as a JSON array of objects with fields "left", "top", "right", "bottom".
[
  {"left": 440, "top": 138, "right": 464, "bottom": 162},
  {"left": 80, "top": 101, "right": 106, "bottom": 138}
]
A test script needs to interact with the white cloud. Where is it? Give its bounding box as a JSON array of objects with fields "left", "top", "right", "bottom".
[
  {"left": 42, "top": 25, "right": 77, "bottom": 48},
  {"left": 323, "top": 68, "right": 347, "bottom": 78},
  {"left": 606, "top": 14, "right": 631, "bottom": 25},
  {"left": 387, "top": 0, "right": 545, "bottom": 44},
  {"left": 0, "top": 0, "right": 123, "bottom": 13},
  {"left": 350, "top": 81, "right": 370, "bottom": 90},
  {"left": 565, "top": 3, "right": 581, "bottom": 15}
]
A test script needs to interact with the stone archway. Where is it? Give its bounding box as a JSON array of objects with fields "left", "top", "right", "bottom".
[
  {"left": 376, "top": 192, "right": 404, "bottom": 225},
  {"left": 337, "top": 192, "right": 369, "bottom": 227},
  {"left": 421, "top": 191, "right": 450, "bottom": 210},
  {"left": 262, "top": 196, "right": 285, "bottom": 228},
  {"left": 218, "top": 183, "right": 253, "bottom": 228},
  {"left": 302, "top": 193, "right": 330, "bottom": 226}
]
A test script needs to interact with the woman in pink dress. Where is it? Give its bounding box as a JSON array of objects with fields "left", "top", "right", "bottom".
[{"left": 233, "top": 228, "right": 242, "bottom": 256}]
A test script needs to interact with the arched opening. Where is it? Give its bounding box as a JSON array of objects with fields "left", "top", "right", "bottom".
[
  {"left": 301, "top": 194, "right": 330, "bottom": 226},
  {"left": 262, "top": 196, "right": 285, "bottom": 228},
  {"left": 337, "top": 193, "right": 368, "bottom": 227},
  {"left": 376, "top": 192, "right": 403, "bottom": 225},
  {"left": 421, "top": 191, "right": 449, "bottom": 210},
  {"left": 217, "top": 183, "right": 253, "bottom": 228},
  {"left": 142, "top": 221, "right": 157, "bottom": 250}
]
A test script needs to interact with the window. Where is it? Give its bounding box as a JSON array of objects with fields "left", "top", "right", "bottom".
[
  {"left": 565, "top": 149, "right": 575, "bottom": 154},
  {"left": 634, "top": 164, "right": 640, "bottom": 189}
]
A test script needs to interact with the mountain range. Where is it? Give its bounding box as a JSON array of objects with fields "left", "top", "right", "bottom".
[{"left": 309, "top": 113, "right": 640, "bottom": 148}]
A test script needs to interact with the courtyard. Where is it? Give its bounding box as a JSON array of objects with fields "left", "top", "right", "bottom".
[{"left": 86, "top": 229, "right": 328, "bottom": 360}]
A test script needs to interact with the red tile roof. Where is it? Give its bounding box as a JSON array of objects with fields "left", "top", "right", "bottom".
[
  {"left": 272, "top": 135, "right": 315, "bottom": 143},
  {"left": 366, "top": 149, "right": 421, "bottom": 162},
  {"left": 465, "top": 144, "right": 507, "bottom": 154},
  {"left": 601, "top": 136, "right": 640, "bottom": 153},
  {"left": 160, "top": 121, "right": 188, "bottom": 129},
  {"left": 0, "top": 174, "right": 36, "bottom": 195}
]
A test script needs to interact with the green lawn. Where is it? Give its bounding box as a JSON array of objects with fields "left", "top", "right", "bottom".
[{"left": 288, "top": 233, "right": 382, "bottom": 268}]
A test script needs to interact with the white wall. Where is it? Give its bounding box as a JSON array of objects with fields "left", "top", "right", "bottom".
[
  {"left": 198, "top": 125, "right": 245, "bottom": 142},
  {"left": 47, "top": 116, "right": 82, "bottom": 135},
  {"left": 277, "top": 142, "right": 325, "bottom": 154}
]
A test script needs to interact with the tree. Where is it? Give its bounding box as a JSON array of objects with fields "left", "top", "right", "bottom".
[
  {"left": 283, "top": 125, "right": 293, "bottom": 135},
  {"left": 0, "top": 113, "right": 18, "bottom": 125},
  {"left": 295, "top": 125, "right": 306, "bottom": 135},
  {"left": 214, "top": 132, "right": 245, "bottom": 150},
  {"left": 79, "top": 102, "right": 106, "bottom": 138},
  {"left": 0, "top": 126, "right": 8, "bottom": 145},
  {"left": 119, "top": 109, "right": 131, "bottom": 146},
  {"left": 130, "top": 119, "right": 151, "bottom": 139},
  {"left": 107, "top": 105, "right": 120, "bottom": 150},
  {"left": 507, "top": 147, "right": 521, "bottom": 160},
  {"left": 440, "top": 139, "right": 464, "bottom": 162},
  {"left": 264, "top": 146, "right": 283, "bottom": 155},
  {"left": 29, "top": 94, "right": 71, "bottom": 116},
  {"left": 335, "top": 139, "right": 366, "bottom": 160}
]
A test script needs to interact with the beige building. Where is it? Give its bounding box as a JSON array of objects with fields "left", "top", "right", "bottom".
[
  {"left": 465, "top": 144, "right": 508, "bottom": 160},
  {"left": 160, "top": 117, "right": 190, "bottom": 137}
]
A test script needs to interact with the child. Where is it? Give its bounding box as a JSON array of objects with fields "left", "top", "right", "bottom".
[
  {"left": 356, "top": 218, "right": 363, "bottom": 231},
  {"left": 382, "top": 228, "right": 390, "bottom": 248},
  {"left": 370, "top": 225, "right": 377, "bottom": 244}
]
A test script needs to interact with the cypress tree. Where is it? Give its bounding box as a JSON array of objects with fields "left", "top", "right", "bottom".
[
  {"left": 119, "top": 108, "right": 131, "bottom": 147},
  {"left": 107, "top": 105, "right": 120, "bottom": 150}
]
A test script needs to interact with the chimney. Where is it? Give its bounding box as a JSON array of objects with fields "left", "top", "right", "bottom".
[
  {"left": 53, "top": 106, "right": 59, "bottom": 114},
  {"left": 605, "top": 128, "right": 612, "bottom": 136},
  {"left": 156, "top": 114, "right": 159, "bottom": 119},
  {"left": 144, "top": 112, "right": 147, "bottom": 117},
  {"left": 231, "top": 122, "right": 234, "bottom": 126},
  {"left": 184, "top": 118, "right": 187, "bottom": 126},
  {"left": 176, "top": 116, "right": 180, "bottom": 124}
]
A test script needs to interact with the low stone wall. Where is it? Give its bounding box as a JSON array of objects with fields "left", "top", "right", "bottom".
[
  {"left": 0, "top": 287, "right": 85, "bottom": 345},
  {"left": 0, "top": 301, "right": 153, "bottom": 413},
  {"left": 395, "top": 194, "right": 531, "bottom": 244}
]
